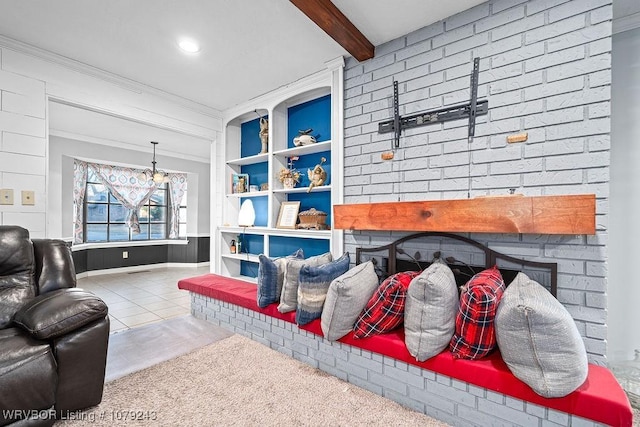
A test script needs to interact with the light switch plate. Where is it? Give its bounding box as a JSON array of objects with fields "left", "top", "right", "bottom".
[
  {"left": 21, "top": 190, "right": 35, "bottom": 205},
  {"left": 0, "top": 189, "right": 14, "bottom": 205}
]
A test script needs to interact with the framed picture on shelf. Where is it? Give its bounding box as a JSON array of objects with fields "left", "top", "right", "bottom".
[
  {"left": 232, "top": 173, "right": 249, "bottom": 194},
  {"left": 276, "top": 201, "right": 300, "bottom": 229}
]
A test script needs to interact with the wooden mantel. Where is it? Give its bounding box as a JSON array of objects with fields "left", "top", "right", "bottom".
[{"left": 333, "top": 194, "right": 596, "bottom": 235}]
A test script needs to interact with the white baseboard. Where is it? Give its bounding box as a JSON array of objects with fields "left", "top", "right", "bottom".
[{"left": 76, "top": 262, "right": 210, "bottom": 278}]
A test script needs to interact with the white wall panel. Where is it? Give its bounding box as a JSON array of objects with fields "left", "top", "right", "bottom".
[
  {"left": 0, "top": 151, "right": 45, "bottom": 175},
  {"left": 0, "top": 68, "right": 45, "bottom": 99},
  {"left": 1, "top": 172, "right": 45, "bottom": 192},
  {"left": 1, "top": 132, "right": 46, "bottom": 156},
  {"left": 0, "top": 49, "right": 47, "bottom": 232},
  {"left": 2, "top": 91, "right": 45, "bottom": 118},
  {"left": 2, "top": 212, "right": 46, "bottom": 235},
  {"left": 0, "top": 110, "right": 45, "bottom": 137}
]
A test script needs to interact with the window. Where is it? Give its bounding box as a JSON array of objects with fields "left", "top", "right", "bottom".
[
  {"left": 81, "top": 165, "right": 185, "bottom": 243},
  {"left": 178, "top": 190, "right": 188, "bottom": 239}
]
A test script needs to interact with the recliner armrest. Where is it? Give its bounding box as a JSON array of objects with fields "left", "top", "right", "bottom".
[
  {"left": 32, "top": 238, "right": 77, "bottom": 293},
  {"left": 12, "top": 288, "right": 108, "bottom": 340}
]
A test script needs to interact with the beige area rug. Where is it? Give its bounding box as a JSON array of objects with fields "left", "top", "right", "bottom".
[{"left": 56, "top": 334, "right": 450, "bottom": 426}]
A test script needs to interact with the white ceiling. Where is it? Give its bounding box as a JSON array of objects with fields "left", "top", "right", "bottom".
[
  {"left": 0, "top": 0, "right": 636, "bottom": 162},
  {"left": 0, "top": 0, "right": 487, "bottom": 111}
]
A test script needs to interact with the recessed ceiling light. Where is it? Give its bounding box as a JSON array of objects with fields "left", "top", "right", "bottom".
[{"left": 178, "top": 39, "right": 200, "bottom": 54}]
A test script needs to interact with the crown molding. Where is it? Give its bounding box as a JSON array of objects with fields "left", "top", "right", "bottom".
[
  {"left": 50, "top": 129, "right": 211, "bottom": 164},
  {"left": 325, "top": 55, "right": 346, "bottom": 71},
  {"left": 49, "top": 96, "right": 217, "bottom": 141},
  {"left": 613, "top": 12, "right": 640, "bottom": 35},
  {"left": 0, "top": 35, "right": 223, "bottom": 119}
]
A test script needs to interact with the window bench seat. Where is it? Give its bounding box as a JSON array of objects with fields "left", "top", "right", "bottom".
[{"left": 178, "top": 273, "right": 632, "bottom": 427}]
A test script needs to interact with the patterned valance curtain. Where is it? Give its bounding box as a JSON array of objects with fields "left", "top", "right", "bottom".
[
  {"left": 88, "top": 162, "right": 160, "bottom": 234},
  {"left": 167, "top": 173, "right": 187, "bottom": 238},
  {"left": 72, "top": 160, "right": 89, "bottom": 244}
]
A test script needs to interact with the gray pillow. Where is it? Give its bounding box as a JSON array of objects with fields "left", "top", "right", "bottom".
[
  {"left": 321, "top": 261, "right": 379, "bottom": 341},
  {"left": 495, "top": 272, "right": 588, "bottom": 398},
  {"left": 277, "top": 252, "right": 333, "bottom": 313},
  {"left": 404, "top": 260, "right": 458, "bottom": 362}
]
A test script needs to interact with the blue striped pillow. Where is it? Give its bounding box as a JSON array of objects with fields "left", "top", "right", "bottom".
[
  {"left": 257, "top": 249, "right": 303, "bottom": 308},
  {"left": 296, "top": 252, "right": 350, "bottom": 325}
]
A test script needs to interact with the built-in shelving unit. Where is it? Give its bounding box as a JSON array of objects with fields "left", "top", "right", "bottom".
[
  {"left": 225, "top": 191, "right": 270, "bottom": 198},
  {"left": 272, "top": 140, "right": 332, "bottom": 157},
  {"left": 272, "top": 186, "right": 331, "bottom": 194},
  {"left": 215, "top": 58, "right": 344, "bottom": 282},
  {"left": 226, "top": 153, "right": 269, "bottom": 166}
]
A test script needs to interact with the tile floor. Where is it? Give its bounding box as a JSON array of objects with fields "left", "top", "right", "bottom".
[
  {"left": 78, "top": 265, "right": 210, "bottom": 333},
  {"left": 104, "top": 315, "right": 232, "bottom": 382}
]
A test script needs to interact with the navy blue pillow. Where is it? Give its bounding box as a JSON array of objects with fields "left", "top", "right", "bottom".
[
  {"left": 257, "top": 249, "right": 303, "bottom": 308},
  {"left": 296, "top": 252, "right": 350, "bottom": 325}
]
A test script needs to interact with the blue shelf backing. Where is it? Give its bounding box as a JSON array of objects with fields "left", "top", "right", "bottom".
[
  {"left": 241, "top": 163, "right": 268, "bottom": 191},
  {"left": 269, "top": 236, "right": 330, "bottom": 258},
  {"left": 238, "top": 233, "right": 263, "bottom": 278},
  {"left": 241, "top": 118, "right": 263, "bottom": 158},
  {"left": 237, "top": 233, "right": 264, "bottom": 255},
  {"left": 289, "top": 151, "right": 331, "bottom": 188},
  {"left": 287, "top": 95, "right": 331, "bottom": 148},
  {"left": 288, "top": 191, "right": 331, "bottom": 226},
  {"left": 240, "top": 195, "right": 268, "bottom": 227},
  {"left": 240, "top": 260, "right": 258, "bottom": 278}
]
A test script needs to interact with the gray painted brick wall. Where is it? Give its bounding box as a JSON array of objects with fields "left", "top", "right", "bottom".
[
  {"left": 191, "top": 293, "right": 604, "bottom": 427},
  {"left": 343, "top": 0, "right": 611, "bottom": 364}
]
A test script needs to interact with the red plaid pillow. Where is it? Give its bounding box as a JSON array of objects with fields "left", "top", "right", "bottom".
[
  {"left": 449, "top": 265, "right": 505, "bottom": 360},
  {"left": 353, "top": 271, "right": 420, "bottom": 339}
]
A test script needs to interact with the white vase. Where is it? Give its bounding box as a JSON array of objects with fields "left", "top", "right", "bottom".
[{"left": 283, "top": 177, "right": 295, "bottom": 189}]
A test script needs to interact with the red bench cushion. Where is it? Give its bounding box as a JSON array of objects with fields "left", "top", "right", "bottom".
[{"left": 178, "top": 274, "right": 632, "bottom": 427}]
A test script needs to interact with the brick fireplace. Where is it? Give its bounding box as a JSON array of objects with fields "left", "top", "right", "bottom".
[{"left": 341, "top": 0, "right": 612, "bottom": 366}]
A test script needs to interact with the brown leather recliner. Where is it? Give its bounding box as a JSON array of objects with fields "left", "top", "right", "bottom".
[{"left": 0, "top": 226, "right": 109, "bottom": 426}]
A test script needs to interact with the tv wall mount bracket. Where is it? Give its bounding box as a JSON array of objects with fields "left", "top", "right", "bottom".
[{"left": 378, "top": 57, "right": 488, "bottom": 149}]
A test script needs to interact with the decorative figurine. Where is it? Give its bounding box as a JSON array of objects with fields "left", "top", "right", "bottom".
[
  {"left": 278, "top": 156, "right": 301, "bottom": 189},
  {"left": 258, "top": 114, "right": 268, "bottom": 154},
  {"left": 237, "top": 176, "right": 247, "bottom": 193},
  {"left": 293, "top": 128, "right": 317, "bottom": 146},
  {"left": 307, "top": 157, "right": 327, "bottom": 193},
  {"left": 297, "top": 208, "right": 328, "bottom": 230}
]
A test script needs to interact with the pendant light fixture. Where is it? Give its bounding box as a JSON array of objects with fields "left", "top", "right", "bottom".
[{"left": 141, "top": 141, "right": 169, "bottom": 184}]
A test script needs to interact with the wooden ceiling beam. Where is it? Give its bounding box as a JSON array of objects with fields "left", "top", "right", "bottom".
[{"left": 290, "top": 0, "right": 375, "bottom": 62}]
